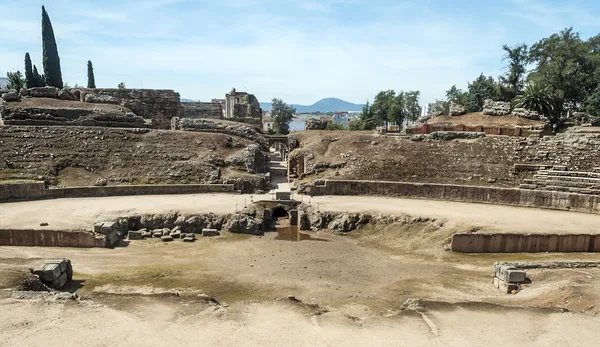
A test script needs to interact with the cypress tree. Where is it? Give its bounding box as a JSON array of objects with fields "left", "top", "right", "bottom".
[
  {"left": 87, "top": 60, "right": 96, "bottom": 88},
  {"left": 24, "top": 53, "right": 34, "bottom": 88},
  {"left": 41, "top": 6, "right": 63, "bottom": 88},
  {"left": 32, "top": 65, "right": 44, "bottom": 87}
]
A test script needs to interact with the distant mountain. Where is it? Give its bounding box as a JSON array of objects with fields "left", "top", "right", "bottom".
[
  {"left": 181, "top": 98, "right": 196, "bottom": 102},
  {"left": 260, "top": 98, "right": 364, "bottom": 113}
]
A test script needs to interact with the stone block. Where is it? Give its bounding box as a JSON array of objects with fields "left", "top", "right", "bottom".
[
  {"left": 42, "top": 263, "right": 61, "bottom": 282},
  {"left": 128, "top": 230, "right": 144, "bottom": 240},
  {"left": 45, "top": 259, "right": 67, "bottom": 273},
  {"left": 170, "top": 231, "right": 182, "bottom": 239},
  {"left": 162, "top": 228, "right": 171, "bottom": 236},
  {"left": 153, "top": 231, "right": 163, "bottom": 238},
  {"left": 101, "top": 222, "right": 117, "bottom": 236},
  {"left": 504, "top": 270, "right": 526, "bottom": 283},
  {"left": 161, "top": 235, "right": 174, "bottom": 242},
  {"left": 493, "top": 277, "right": 519, "bottom": 294},
  {"left": 183, "top": 236, "right": 195, "bottom": 242},
  {"left": 94, "top": 222, "right": 104, "bottom": 233},
  {"left": 202, "top": 229, "right": 220, "bottom": 237},
  {"left": 52, "top": 273, "right": 68, "bottom": 289},
  {"left": 276, "top": 191, "right": 292, "bottom": 200}
]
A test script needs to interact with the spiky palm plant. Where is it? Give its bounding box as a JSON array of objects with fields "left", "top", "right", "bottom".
[{"left": 513, "top": 83, "right": 554, "bottom": 116}]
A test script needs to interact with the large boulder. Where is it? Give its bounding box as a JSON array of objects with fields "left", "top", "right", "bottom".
[
  {"left": 483, "top": 99, "right": 511, "bottom": 116},
  {"left": 29, "top": 86, "right": 59, "bottom": 98},
  {"left": 224, "top": 213, "right": 261, "bottom": 235},
  {"left": 449, "top": 103, "right": 466, "bottom": 116},
  {"left": 2, "top": 90, "right": 20, "bottom": 102}
]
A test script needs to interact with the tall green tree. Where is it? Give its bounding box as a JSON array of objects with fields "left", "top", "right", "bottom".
[
  {"left": 499, "top": 44, "right": 529, "bottom": 101},
  {"left": 528, "top": 27, "right": 597, "bottom": 116},
  {"left": 32, "top": 65, "right": 44, "bottom": 87},
  {"left": 42, "top": 6, "right": 63, "bottom": 88},
  {"left": 271, "top": 98, "right": 296, "bottom": 134},
  {"left": 445, "top": 85, "right": 468, "bottom": 106},
  {"left": 404, "top": 90, "right": 422, "bottom": 123},
  {"left": 371, "top": 89, "right": 421, "bottom": 129},
  {"left": 371, "top": 90, "right": 397, "bottom": 129},
  {"left": 87, "top": 60, "right": 96, "bottom": 88},
  {"left": 6, "top": 71, "right": 25, "bottom": 90},
  {"left": 358, "top": 100, "right": 377, "bottom": 130},
  {"left": 24, "top": 53, "right": 34, "bottom": 88},
  {"left": 465, "top": 74, "right": 499, "bottom": 112}
]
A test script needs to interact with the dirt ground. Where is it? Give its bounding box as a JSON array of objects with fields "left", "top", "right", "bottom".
[
  {"left": 2, "top": 194, "right": 600, "bottom": 346},
  {"left": 1, "top": 193, "right": 598, "bottom": 234}
]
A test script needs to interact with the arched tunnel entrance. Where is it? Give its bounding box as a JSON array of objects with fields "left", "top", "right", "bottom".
[{"left": 272, "top": 206, "right": 289, "bottom": 219}]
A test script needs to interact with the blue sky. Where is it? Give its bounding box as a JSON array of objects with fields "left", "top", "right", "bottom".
[{"left": 1, "top": 0, "right": 600, "bottom": 105}]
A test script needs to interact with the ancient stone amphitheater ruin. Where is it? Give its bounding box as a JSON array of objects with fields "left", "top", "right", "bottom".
[{"left": 2, "top": 88, "right": 600, "bottom": 345}]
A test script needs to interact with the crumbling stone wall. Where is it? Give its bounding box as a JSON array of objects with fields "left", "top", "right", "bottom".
[
  {"left": 69, "top": 88, "right": 184, "bottom": 129},
  {"left": 483, "top": 99, "right": 511, "bottom": 116},
  {"left": 182, "top": 102, "right": 223, "bottom": 119}
]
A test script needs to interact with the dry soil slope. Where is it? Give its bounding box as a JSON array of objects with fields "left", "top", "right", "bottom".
[
  {"left": 292, "top": 129, "right": 600, "bottom": 187},
  {"left": 0, "top": 126, "right": 264, "bottom": 187}
]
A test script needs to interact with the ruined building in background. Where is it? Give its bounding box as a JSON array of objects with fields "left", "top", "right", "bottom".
[{"left": 225, "top": 88, "right": 262, "bottom": 124}]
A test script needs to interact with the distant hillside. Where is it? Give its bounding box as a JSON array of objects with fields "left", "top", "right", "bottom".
[
  {"left": 181, "top": 98, "right": 196, "bottom": 102},
  {"left": 260, "top": 98, "right": 364, "bottom": 113},
  {"left": 0, "top": 77, "right": 8, "bottom": 90}
]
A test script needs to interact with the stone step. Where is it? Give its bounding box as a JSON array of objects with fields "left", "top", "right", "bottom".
[
  {"left": 537, "top": 170, "right": 600, "bottom": 179},
  {"left": 519, "top": 184, "right": 538, "bottom": 189},
  {"left": 533, "top": 175, "right": 600, "bottom": 184},
  {"left": 539, "top": 186, "right": 600, "bottom": 195}
]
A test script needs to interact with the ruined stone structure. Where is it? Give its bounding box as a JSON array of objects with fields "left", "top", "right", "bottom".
[
  {"left": 0, "top": 126, "right": 267, "bottom": 190},
  {"left": 1, "top": 87, "right": 184, "bottom": 129},
  {"left": 448, "top": 102, "right": 466, "bottom": 116},
  {"left": 182, "top": 102, "right": 223, "bottom": 119},
  {"left": 225, "top": 88, "right": 262, "bottom": 122},
  {"left": 482, "top": 99, "right": 511, "bottom": 116},
  {"left": 70, "top": 88, "right": 184, "bottom": 129}
]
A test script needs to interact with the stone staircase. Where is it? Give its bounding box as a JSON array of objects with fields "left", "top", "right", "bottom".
[{"left": 520, "top": 165, "right": 600, "bottom": 195}]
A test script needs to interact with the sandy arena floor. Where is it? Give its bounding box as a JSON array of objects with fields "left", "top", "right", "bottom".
[{"left": 1, "top": 194, "right": 600, "bottom": 346}]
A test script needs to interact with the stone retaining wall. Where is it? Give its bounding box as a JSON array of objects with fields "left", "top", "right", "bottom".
[
  {"left": 0, "top": 182, "right": 234, "bottom": 202},
  {"left": 452, "top": 233, "right": 600, "bottom": 253},
  {"left": 67, "top": 88, "right": 184, "bottom": 129},
  {"left": 304, "top": 180, "right": 600, "bottom": 214},
  {"left": 0, "top": 229, "right": 105, "bottom": 247}
]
